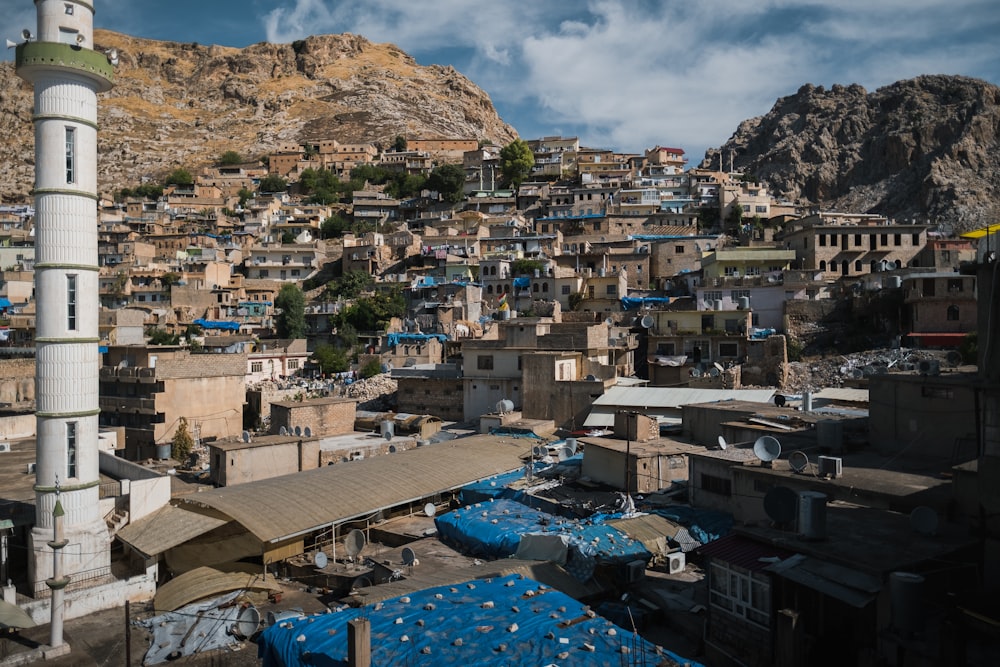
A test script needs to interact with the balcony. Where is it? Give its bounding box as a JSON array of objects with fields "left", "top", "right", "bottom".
[
  {"left": 99, "top": 396, "right": 156, "bottom": 415},
  {"left": 16, "top": 42, "right": 114, "bottom": 92}
]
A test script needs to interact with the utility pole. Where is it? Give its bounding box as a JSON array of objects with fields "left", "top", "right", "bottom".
[{"left": 45, "top": 478, "right": 70, "bottom": 658}]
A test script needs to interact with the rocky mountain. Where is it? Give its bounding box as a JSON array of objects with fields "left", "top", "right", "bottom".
[
  {"left": 703, "top": 75, "right": 1000, "bottom": 233},
  {"left": 0, "top": 30, "right": 518, "bottom": 200}
]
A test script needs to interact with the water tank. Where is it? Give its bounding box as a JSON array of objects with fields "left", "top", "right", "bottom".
[
  {"left": 890, "top": 572, "right": 925, "bottom": 635},
  {"left": 156, "top": 443, "right": 171, "bottom": 460},
  {"left": 887, "top": 275, "right": 902, "bottom": 288},
  {"left": 816, "top": 420, "right": 843, "bottom": 453},
  {"left": 380, "top": 420, "right": 395, "bottom": 440},
  {"left": 797, "top": 491, "right": 827, "bottom": 540},
  {"left": 737, "top": 296, "right": 750, "bottom": 310},
  {"left": 232, "top": 605, "right": 261, "bottom": 639},
  {"left": 598, "top": 268, "right": 607, "bottom": 277}
]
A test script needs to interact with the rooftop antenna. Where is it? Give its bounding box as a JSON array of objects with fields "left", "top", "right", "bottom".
[
  {"left": 344, "top": 529, "right": 366, "bottom": 563},
  {"left": 294, "top": 425, "right": 302, "bottom": 436},
  {"left": 279, "top": 426, "right": 288, "bottom": 436},
  {"left": 241, "top": 430, "right": 251, "bottom": 443},
  {"left": 401, "top": 546, "right": 417, "bottom": 572},
  {"left": 423, "top": 502, "right": 437, "bottom": 517},
  {"left": 313, "top": 551, "right": 328, "bottom": 569},
  {"left": 304, "top": 426, "right": 312, "bottom": 437},
  {"left": 717, "top": 435, "right": 728, "bottom": 451}
]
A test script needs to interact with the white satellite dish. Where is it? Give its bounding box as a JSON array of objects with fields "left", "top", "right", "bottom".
[
  {"left": 423, "top": 502, "right": 437, "bottom": 517},
  {"left": 401, "top": 547, "right": 417, "bottom": 566},
  {"left": 304, "top": 426, "right": 312, "bottom": 437},
  {"left": 640, "top": 315, "right": 654, "bottom": 328},
  {"left": 709, "top": 367, "right": 721, "bottom": 377},
  {"left": 557, "top": 446, "right": 572, "bottom": 462},
  {"left": 714, "top": 362, "right": 725, "bottom": 373},
  {"left": 691, "top": 368, "right": 703, "bottom": 378},
  {"left": 294, "top": 425, "right": 302, "bottom": 436},
  {"left": 279, "top": 426, "right": 288, "bottom": 436},
  {"left": 344, "top": 529, "right": 366, "bottom": 558},
  {"left": 531, "top": 444, "right": 547, "bottom": 458},
  {"left": 789, "top": 450, "right": 809, "bottom": 473},
  {"left": 753, "top": 436, "right": 781, "bottom": 462},
  {"left": 313, "top": 551, "right": 328, "bottom": 569},
  {"left": 241, "top": 430, "right": 250, "bottom": 443},
  {"left": 717, "top": 435, "right": 728, "bottom": 451},
  {"left": 565, "top": 438, "right": 578, "bottom": 455}
]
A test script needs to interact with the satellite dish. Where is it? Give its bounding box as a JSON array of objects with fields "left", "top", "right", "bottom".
[
  {"left": 565, "top": 438, "right": 578, "bottom": 455},
  {"left": 763, "top": 486, "right": 798, "bottom": 524},
  {"left": 401, "top": 547, "right": 417, "bottom": 566},
  {"left": 691, "top": 368, "right": 703, "bottom": 378},
  {"left": 851, "top": 368, "right": 864, "bottom": 380},
  {"left": 531, "top": 444, "right": 547, "bottom": 458},
  {"left": 279, "top": 426, "right": 288, "bottom": 436},
  {"left": 717, "top": 435, "right": 728, "bottom": 451},
  {"left": 344, "top": 529, "right": 366, "bottom": 558},
  {"left": 557, "top": 446, "right": 572, "bottom": 461},
  {"left": 945, "top": 350, "right": 962, "bottom": 367},
  {"left": 789, "top": 450, "right": 809, "bottom": 473},
  {"left": 294, "top": 425, "right": 302, "bottom": 436},
  {"left": 241, "top": 430, "right": 250, "bottom": 443},
  {"left": 384, "top": 429, "right": 393, "bottom": 442},
  {"left": 313, "top": 551, "right": 328, "bottom": 569},
  {"left": 304, "top": 426, "right": 312, "bottom": 437},
  {"left": 709, "top": 367, "right": 721, "bottom": 377},
  {"left": 714, "top": 362, "right": 725, "bottom": 373},
  {"left": 640, "top": 315, "right": 654, "bottom": 328},
  {"left": 910, "top": 506, "right": 939, "bottom": 536},
  {"left": 774, "top": 394, "right": 786, "bottom": 407},
  {"left": 753, "top": 436, "right": 781, "bottom": 462},
  {"left": 423, "top": 502, "right": 437, "bottom": 517}
]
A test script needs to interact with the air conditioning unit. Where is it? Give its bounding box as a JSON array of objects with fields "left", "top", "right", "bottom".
[
  {"left": 26, "top": 462, "right": 36, "bottom": 474},
  {"left": 666, "top": 551, "right": 686, "bottom": 574},
  {"left": 817, "top": 455, "right": 843, "bottom": 479},
  {"left": 0, "top": 442, "right": 10, "bottom": 453}
]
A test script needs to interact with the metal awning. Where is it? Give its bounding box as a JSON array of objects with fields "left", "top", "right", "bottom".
[
  {"left": 117, "top": 504, "right": 230, "bottom": 558},
  {"left": 765, "top": 553, "right": 880, "bottom": 608}
]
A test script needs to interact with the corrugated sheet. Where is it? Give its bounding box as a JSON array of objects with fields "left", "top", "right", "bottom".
[
  {"left": 813, "top": 387, "right": 869, "bottom": 404},
  {"left": 697, "top": 534, "right": 795, "bottom": 572},
  {"left": 179, "top": 435, "right": 526, "bottom": 544},
  {"left": 607, "top": 514, "right": 681, "bottom": 552},
  {"left": 591, "top": 386, "right": 775, "bottom": 410},
  {"left": 765, "top": 554, "right": 879, "bottom": 608},
  {"left": 153, "top": 564, "right": 280, "bottom": 612},
  {"left": 116, "top": 505, "right": 229, "bottom": 557}
]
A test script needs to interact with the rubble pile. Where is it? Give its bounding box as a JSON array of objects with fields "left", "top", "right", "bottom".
[
  {"left": 782, "top": 348, "right": 960, "bottom": 392},
  {"left": 339, "top": 373, "right": 398, "bottom": 411}
]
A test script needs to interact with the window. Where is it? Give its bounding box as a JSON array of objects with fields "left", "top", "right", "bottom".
[
  {"left": 675, "top": 245, "right": 685, "bottom": 254},
  {"left": 67, "top": 275, "right": 77, "bottom": 330},
  {"left": 65, "top": 3, "right": 74, "bottom": 14},
  {"left": 65, "top": 127, "right": 75, "bottom": 183},
  {"left": 287, "top": 359, "right": 299, "bottom": 370},
  {"left": 755, "top": 205, "right": 767, "bottom": 213},
  {"left": 947, "top": 279, "right": 963, "bottom": 293},
  {"left": 561, "top": 285, "right": 571, "bottom": 295},
  {"left": 542, "top": 283, "right": 548, "bottom": 293},
  {"left": 709, "top": 561, "right": 771, "bottom": 628},
  {"left": 477, "top": 355, "right": 494, "bottom": 370},
  {"left": 855, "top": 233, "right": 862, "bottom": 247},
  {"left": 947, "top": 305, "right": 959, "bottom": 321},
  {"left": 533, "top": 283, "right": 539, "bottom": 292},
  {"left": 259, "top": 269, "right": 269, "bottom": 278},
  {"left": 724, "top": 266, "right": 739, "bottom": 277},
  {"left": 730, "top": 290, "right": 750, "bottom": 300},
  {"left": 700, "top": 473, "right": 731, "bottom": 496},
  {"left": 655, "top": 343, "right": 676, "bottom": 355},
  {"left": 66, "top": 422, "right": 77, "bottom": 478},
  {"left": 704, "top": 291, "right": 723, "bottom": 302},
  {"left": 606, "top": 284, "right": 617, "bottom": 295},
  {"left": 719, "top": 342, "right": 739, "bottom": 357},
  {"left": 250, "top": 361, "right": 263, "bottom": 373},
  {"left": 819, "top": 260, "right": 827, "bottom": 271},
  {"left": 912, "top": 233, "right": 920, "bottom": 245},
  {"left": 818, "top": 234, "right": 826, "bottom": 247},
  {"left": 894, "top": 233, "right": 902, "bottom": 246},
  {"left": 855, "top": 260, "right": 862, "bottom": 271}
]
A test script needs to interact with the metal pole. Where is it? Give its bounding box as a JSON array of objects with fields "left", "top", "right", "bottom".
[
  {"left": 125, "top": 600, "right": 132, "bottom": 667},
  {"left": 48, "top": 478, "right": 70, "bottom": 651}
]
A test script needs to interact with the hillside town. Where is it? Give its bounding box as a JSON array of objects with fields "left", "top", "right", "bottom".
[{"left": 2, "top": 3, "right": 1000, "bottom": 667}]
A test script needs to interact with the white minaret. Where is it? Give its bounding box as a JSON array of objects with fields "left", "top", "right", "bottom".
[{"left": 15, "top": 0, "right": 114, "bottom": 594}]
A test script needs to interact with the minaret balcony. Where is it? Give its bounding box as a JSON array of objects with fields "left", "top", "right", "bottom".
[{"left": 15, "top": 42, "right": 114, "bottom": 92}]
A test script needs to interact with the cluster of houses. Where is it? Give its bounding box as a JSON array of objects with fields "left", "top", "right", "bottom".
[{"left": 1, "top": 134, "right": 998, "bottom": 666}]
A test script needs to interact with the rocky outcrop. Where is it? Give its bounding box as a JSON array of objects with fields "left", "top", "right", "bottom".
[
  {"left": 0, "top": 31, "right": 518, "bottom": 200},
  {"left": 703, "top": 75, "right": 1000, "bottom": 232}
]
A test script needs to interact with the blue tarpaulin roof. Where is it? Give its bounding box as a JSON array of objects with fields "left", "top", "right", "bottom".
[
  {"left": 513, "top": 276, "right": 530, "bottom": 288},
  {"left": 650, "top": 505, "right": 733, "bottom": 545},
  {"left": 193, "top": 318, "right": 241, "bottom": 331},
  {"left": 257, "top": 574, "right": 703, "bottom": 667},
  {"left": 434, "top": 498, "right": 651, "bottom": 567},
  {"left": 620, "top": 296, "right": 673, "bottom": 310},
  {"left": 0, "top": 298, "right": 10, "bottom": 308},
  {"left": 385, "top": 332, "right": 449, "bottom": 347}
]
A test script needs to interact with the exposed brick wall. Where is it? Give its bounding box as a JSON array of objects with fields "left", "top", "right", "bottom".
[
  {"left": 270, "top": 398, "right": 357, "bottom": 437},
  {"left": 396, "top": 377, "right": 465, "bottom": 422}
]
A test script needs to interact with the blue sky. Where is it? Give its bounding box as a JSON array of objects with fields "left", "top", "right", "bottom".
[{"left": 5, "top": 0, "right": 999, "bottom": 163}]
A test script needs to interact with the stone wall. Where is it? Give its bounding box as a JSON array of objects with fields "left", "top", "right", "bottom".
[
  {"left": 0, "top": 357, "right": 35, "bottom": 407},
  {"left": 396, "top": 376, "right": 465, "bottom": 422}
]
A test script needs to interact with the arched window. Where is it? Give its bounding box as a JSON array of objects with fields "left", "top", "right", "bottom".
[
  {"left": 947, "top": 305, "right": 959, "bottom": 321},
  {"left": 490, "top": 266, "right": 497, "bottom": 276},
  {"left": 542, "top": 283, "right": 549, "bottom": 293},
  {"left": 487, "top": 285, "right": 493, "bottom": 294},
  {"left": 819, "top": 260, "right": 826, "bottom": 271},
  {"left": 533, "top": 283, "right": 539, "bottom": 292}
]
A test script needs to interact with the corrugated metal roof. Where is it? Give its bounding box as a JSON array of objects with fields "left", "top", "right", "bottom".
[
  {"left": 812, "top": 387, "right": 869, "bottom": 404},
  {"left": 153, "top": 564, "right": 280, "bottom": 612},
  {"left": 178, "top": 435, "right": 526, "bottom": 544},
  {"left": 607, "top": 513, "right": 681, "bottom": 547},
  {"left": 765, "top": 554, "right": 879, "bottom": 608},
  {"left": 591, "top": 386, "right": 776, "bottom": 410},
  {"left": 116, "top": 505, "right": 230, "bottom": 557},
  {"left": 697, "top": 534, "right": 795, "bottom": 572}
]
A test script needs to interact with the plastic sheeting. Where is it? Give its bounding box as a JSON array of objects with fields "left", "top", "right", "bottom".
[
  {"left": 385, "top": 332, "right": 449, "bottom": 348},
  {"left": 651, "top": 505, "right": 733, "bottom": 546},
  {"left": 193, "top": 318, "right": 241, "bottom": 331},
  {"left": 434, "top": 499, "right": 651, "bottom": 571},
  {"left": 257, "top": 574, "right": 703, "bottom": 667},
  {"left": 140, "top": 592, "right": 255, "bottom": 664},
  {"left": 620, "top": 296, "right": 674, "bottom": 310}
]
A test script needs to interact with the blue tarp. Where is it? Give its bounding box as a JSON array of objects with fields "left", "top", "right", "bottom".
[
  {"left": 650, "top": 505, "right": 733, "bottom": 545},
  {"left": 257, "top": 574, "right": 704, "bottom": 667},
  {"left": 385, "top": 332, "right": 449, "bottom": 348},
  {"left": 0, "top": 298, "right": 10, "bottom": 308},
  {"left": 620, "top": 296, "right": 673, "bottom": 310},
  {"left": 193, "top": 318, "right": 240, "bottom": 331},
  {"left": 434, "top": 498, "right": 651, "bottom": 567},
  {"left": 512, "top": 276, "right": 530, "bottom": 288}
]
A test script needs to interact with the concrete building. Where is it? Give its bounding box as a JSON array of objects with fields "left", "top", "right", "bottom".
[
  {"left": 16, "top": 0, "right": 116, "bottom": 607},
  {"left": 99, "top": 346, "right": 247, "bottom": 459}
]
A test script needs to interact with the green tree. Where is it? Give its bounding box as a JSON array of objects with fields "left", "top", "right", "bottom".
[
  {"left": 237, "top": 187, "right": 253, "bottom": 207},
  {"left": 314, "top": 343, "right": 349, "bottom": 374},
  {"left": 332, "top": 292, "right": 405, "bottom": 332},
  {"left": 360, "top": 358, "right": 383, "bottom": 379},
  {"left": 393, "top": 135, "right": 407, "bottom": 152},
  {"left": 164, "top": 168, "right": 193, "bottom": 186},
  {"left": 259, "top": 174, "right": 288, "bottom": 193},
  {"left": 326, "top": 269, "right": 373, "bottom": 300},
  {"left": 147, "top": 327, "right": 180, "bottom": 345},
  {"left": 171, "top": 417, "right": 195, "bottom": 462},
  {"left": 512, "top": 258, "right": 544, "bottom": 276},
  {"left": 499, "top": 139, "right": 534, "bottom": 190},
  {"left": 281, "top": 230, "right": 297, "bottom": 245},
  {"left": 161, "top": 272, "right": 182, "bottom": 286},
  {"left": 275, "top": 283, "right": 306, "bottom": 339},
  {"left": 219, "top": 150, "right": 243, "bottom": 166},
  {"left": 427, "top": 163, "right": 466, "bottom": 203},
  {"left": 320, "top": 214, "right": 350, "bottom": 239},
  {"left": 137, "top": 182, "right": 163, "bottom": 199},
  {"left": 727, "top": 202, "right": 744, "bottom": 229}
]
